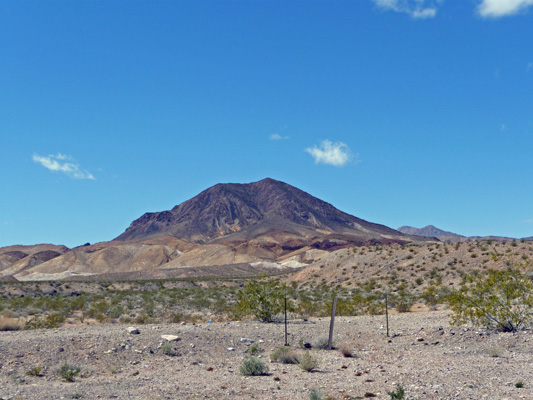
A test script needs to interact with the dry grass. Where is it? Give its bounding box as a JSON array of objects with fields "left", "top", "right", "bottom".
[
  {"left": 339, "top": 341, "right": 356, "bottom": 358},
  {"left": 0, "top": 315, "right": 23, "bottom": 331}
]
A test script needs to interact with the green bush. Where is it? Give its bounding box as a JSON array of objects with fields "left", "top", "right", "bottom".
[
  {"left": 388, "top": 384, "right": 405, "bottom": 399},
  {"left": 448, "top": 269, "right": 533, "bottom": 332},
  {"left": 161, "top": 343, "right": 180, "bottom": 357},
  {"left": 239, "top": 357, "right": 268, "bottom": 376},
  {"left": 394, "top": 295, "right": 415, "bottom": 313},
  {"left": 246, "top": 342, "right": 260, "bottom": 355},
  {"left": 235, "top": 278, "right": 286, "bottom": 322},
  {"left": 25, "top": 313, "right": 65, "bottom": 329},
  {"left": 26, "top": 366, "right": 42, "bottom": 376},
  {"left": 58, "top": 364, "right": 81, "bottom": 382}
]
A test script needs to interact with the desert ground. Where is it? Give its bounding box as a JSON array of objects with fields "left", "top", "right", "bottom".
[{"left": 1, "top": 311, "right": 532, "bottom": 400}]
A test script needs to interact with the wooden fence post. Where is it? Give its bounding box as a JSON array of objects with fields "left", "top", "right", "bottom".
[
  {"left": 328, "top": 297, "right": 337, "bottom": 350},
  {"left": 385, "top": 291, "right": 389, "bottom": 338}
]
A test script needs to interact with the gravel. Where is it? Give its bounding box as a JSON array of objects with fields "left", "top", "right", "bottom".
[{"left": 1, "top": 311, "right": 532, "bottom": 399}]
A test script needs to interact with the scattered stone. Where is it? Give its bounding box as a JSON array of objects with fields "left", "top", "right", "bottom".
[
  {"left": 161, "top": 335, "right": 181, "bottom": 342},
  {"left": 127, "top": 327, "right": 140, "bottom": 335}
]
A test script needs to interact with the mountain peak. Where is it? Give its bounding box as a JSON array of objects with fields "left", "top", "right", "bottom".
[{"left": 115, "top": 178, "right": 414, "bottom": 246}]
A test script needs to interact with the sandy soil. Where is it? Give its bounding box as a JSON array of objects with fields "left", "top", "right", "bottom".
[{"left": 1, "top": 311, "right": 533, "bottom": 400}]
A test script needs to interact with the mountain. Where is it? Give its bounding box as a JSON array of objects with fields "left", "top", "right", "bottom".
[
  {"left": 0, "top": 178, "right": 432, "bottom": 281},
  {"left": 397, "top": 225, "right": 527, "bottom": 242},
  {"left": 116, "top": 178, "right": 420, "bottom": 247},
  {"left": 397, "top": 225, "right": 464, "bottom": 241}
]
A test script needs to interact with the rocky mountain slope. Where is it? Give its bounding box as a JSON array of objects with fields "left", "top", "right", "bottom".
[{"left": 116, "top": 178, "right": 419, "bottom": 246}]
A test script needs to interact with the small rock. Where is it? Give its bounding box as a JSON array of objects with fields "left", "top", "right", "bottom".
[
  {"left": 240, "top": 338, "right": 255, "bottom": 343},
  {"left": 161, "top": 335, "right": 181, "bottom": 342},
  {"left": 227, "top": 347, "right": 235, "bottom": 351},
  {"left": 127, "top": 327, "right": 140, "bottom": 335}
]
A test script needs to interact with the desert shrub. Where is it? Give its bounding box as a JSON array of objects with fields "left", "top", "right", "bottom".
[
  {"left": 338, "top": 342, "right": 355, "bottom": 358},
  {"left": 420, "top": 286, "right": 440, "bottom": 306},
  {"left": 394, "top": 295, "right": 414, "bottom": 313},
  {"left": 365, "top": 302, "right": 386, "bottom": 315},
  {"left": 309, "top": 388, "right": 324, "bottom": 400},
  {"left": 246, "top": 342, "right": 260, "bottom": 355},
  {"left": 312, "top": 335, "right": 330, "bottom": 350},
  {"left": 161, "top": 343, "right": 180, "bottom": 357},
  {"left": 298, "top": 350, "right": 319, "bottom": 372},
  {"left": 58, "top": 363, "right": 81, "bottom": 382},
  {"left": 26, "top": 366, "right": 42, "bottom": 376},
  {"left": 25, "top": 313, "right": 65, "bottom": 329},
  {"left": 239, "top": 357, "right": 268, "bottom": 376},
  {"left": 515, "top": 381, "right": 524, "bottom": 388},
  {"left": 0, "top": 315, "right": 23, "bottom": 331},
  {"left": 270, "top": 346, "right": 297, "bottom": 363},
  {"left": 448, "top": 269, "right": 533, "bottom": 332},
  {"left": 487, "top": 346, "right": 503, "bottom": 357},
  {"left": 235, "top": 278, "right": 286, "bottom": 322},
  {"left": 388, "top": 384, "right": 405, "bottom": 400}
]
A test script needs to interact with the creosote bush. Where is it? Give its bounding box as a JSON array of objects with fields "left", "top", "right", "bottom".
[
  {"left": 235, "top": 278, "right": 286, "bottom": 322},
  {"left": 448, "top": 269, "right": 533, "bottom": 332},
  {"left": 239, "top": 357, "right": 268, "bottom": 376}
]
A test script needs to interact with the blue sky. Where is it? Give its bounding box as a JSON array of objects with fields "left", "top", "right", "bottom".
[{"left": 1, "top": 0, "right": 532, "bottom": 248}]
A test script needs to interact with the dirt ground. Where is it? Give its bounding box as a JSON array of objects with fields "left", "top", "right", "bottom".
[{"left": 1, "top": 311, "right": 532, "bottom": 400}]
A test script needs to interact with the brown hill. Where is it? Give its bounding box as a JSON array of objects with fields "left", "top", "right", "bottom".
[
  {"left": 116, "top": 178, "right": 420, "bottom": 248},
  {"left": 0, "top": 244, "right": 69, "bottom": 274}
]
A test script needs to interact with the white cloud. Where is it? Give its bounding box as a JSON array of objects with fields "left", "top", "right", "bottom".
[
  {"left": 373, "top": 0, "right": 439, "bottom": 19},
  {"left": 477, "top": 0, "right": 533, "bottom": 18},
  {"left": 269, "top": 133, "right": 289, "bottom": 140},
  {"left": 500, "top": 123, "right": 508, "bottom": 131},
  {"left": 525, "top": 218, "right": 533, "bottom": 223},
  {"left": 305, "top": 140, "right": 354, "bottom": 167},
  {"left": 32, "top": 153, "right": 95, "bottom": 180},
  {"left": 527, "top": 62, "right": 533, "bottom": 71}
]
